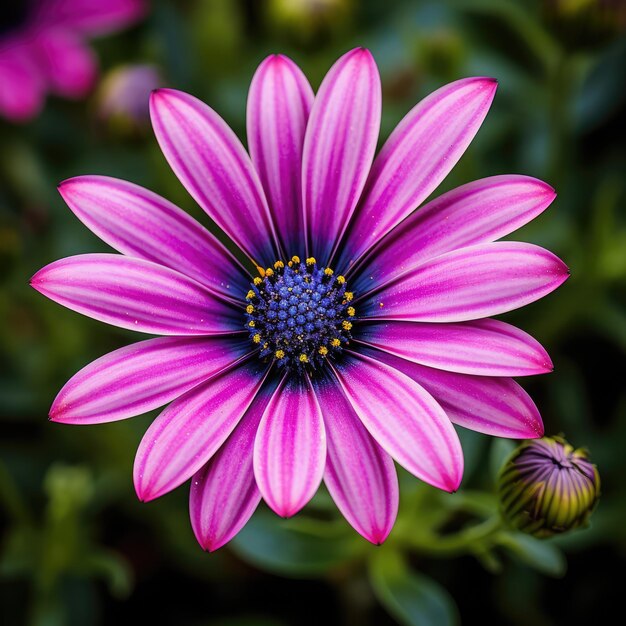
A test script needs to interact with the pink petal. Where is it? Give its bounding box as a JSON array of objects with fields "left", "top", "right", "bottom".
[
  {"left": 350, "top": 175, "right": 556, "bottom": 294},
  {"left": 302, "top": 48, "right": 381, "bottom": 263},
  {"left": 50, "top": 336, "right": 251, "bottom": 424},
  {"left": 356, "top": 319, "right": 552, "bottom": 376},
  {"left": 30, "top": 254, "right": 241, "bottom": 335},
  {"left": 34, "top": 30, "right": 98, "bottom": 98},
  {"left": 361, "top": 242, "right": 569, "bottom": 322},
  {"left": 331, "top": 352, "right": 463, "bottom": 492},
  {"left": 189, "top": 384, "right": 278, "bottom": 551},
  {"left": 58, "top": 176, "right": 249, "bottom": 301},
  {"left": 315, "top": 376, "right": 398, "bottom": 544},
  {"left": 247, "top": 55, "right": 314, "bottom": 256},
  {"left": 253, "top": 375, "right": 326, "bottom": 517},
  {"left": 134, "top": 360, "right": 269, "bottom": 501},
  {"left": 0, "top": 43, "right": 45, "bottom": 122},
  {"left": 365, "top": 348, "right": 544, "bottom": 439},
  {"left": 35, "top": 0, "right": 147, "bottom": 36},
  {"left": 337, "top": 77, "right": 497, "bottom": 270},
  {"left": 150, "top": 88, "right": 280, "bottom": 266}
]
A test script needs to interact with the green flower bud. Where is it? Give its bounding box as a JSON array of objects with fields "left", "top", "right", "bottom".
[{"left": 498, "top": 436, "right": 600, "bottom": 538}]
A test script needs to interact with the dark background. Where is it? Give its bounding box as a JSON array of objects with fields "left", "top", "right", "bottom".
[{"left": 1, "top": 1, "right": 625, "bottom": 624}]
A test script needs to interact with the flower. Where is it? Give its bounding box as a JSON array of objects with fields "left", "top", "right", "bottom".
[
  {"left": 498, "top": 436, "right": 600, "bottom": 537},
  {"left": 96, "top": 63, "right": 162, "bottom": 130},
  {"left": 0, "top": 0, "right": 146, "bottom": 123},
  {"left": 31, "top": 48, "right": 569, "bottom": 550}
]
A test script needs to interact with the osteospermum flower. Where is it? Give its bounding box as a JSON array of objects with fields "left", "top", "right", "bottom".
[
  {"left": 31, "top": 49, "right": 569, "bottom": 550},
  {"left": 0, "top": 0, "right": 146, "bottom": 122}
]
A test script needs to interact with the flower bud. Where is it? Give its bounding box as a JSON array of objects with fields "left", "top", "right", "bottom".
[{"left": 498, "top": 436, "right": 600, "bottom": 538}]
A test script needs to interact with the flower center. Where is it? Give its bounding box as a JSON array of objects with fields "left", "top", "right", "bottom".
[{"left": 245, "top": 256, "right": 355, "bottom": 372}]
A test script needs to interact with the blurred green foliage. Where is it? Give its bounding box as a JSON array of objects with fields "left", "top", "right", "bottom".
[{"left": 1, "top": 0, "right": 625, "bottom": 624}]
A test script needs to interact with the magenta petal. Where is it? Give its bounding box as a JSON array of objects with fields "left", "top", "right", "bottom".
[
  {"left": 253, "top": 375, "right": 326, "bottom": 517},
  {"left": 302, "top": 48, "right": 381, "bottom": 263},
  {"left": 247, "top": 55, "right": 314, "bottom": 255},
  {"left": 36, "top": 0, "right": 147, "bottom": 36},
  {"left": 315, "top": 377, "right": 398, "bottom": 544},
  {"left": 361, "top": 242, "right": 569, "bottom": 322},
  {"left": 134, "top": 360, "right": 269, "bottom": 501},
  {"left": 0, "top": 44, "right": 45, "bottom": 122},
  {"left": 189, "top": 383, "right": 278, "bottom": 551},
  {"left": 50, "top": 336, "right": 251, "bottom": 424},
  {"left": 331, "top": 352, "right": 463, "bottom": 492},
  {"left": 30, "top": 254, "right": 240, "bottom": 335},
  {"left": 338, "top": 77, "right": 497, "bottom": 270},
  {"left": 58, "top": 176, "right": 249, "bottom": 300},
  {"left": 350, "top": 175, "right": 556, "bottom": 293},
  {"left": 356, "top": 319, "right": 552, "bottom": 376},
  {"left": 365, "top": 348, "right": 544, "bottom": 439},
  {"left": 150, "top": 88, "right": 279, "bottom": 266},
  {"left": 34, "top": 30, "right": 98, "bottom": 98}
]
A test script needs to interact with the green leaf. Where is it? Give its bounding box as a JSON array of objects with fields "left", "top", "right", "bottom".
[
  {"left": 231, "top": 511, "right": 364, "bottom": 577},
  {"left": 498, "top": 532, "right": 567, "bottom": 577},
  {"left": 369, "top": 549, "right": 459, "bottom": 626}
]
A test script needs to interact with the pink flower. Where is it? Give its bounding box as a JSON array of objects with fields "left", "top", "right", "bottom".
[
  {"left": 0, "top": 0, "right": 146, "bottom": 122},
  {"left": 31, "top": 49, "right": 568, "bottom": 550}
]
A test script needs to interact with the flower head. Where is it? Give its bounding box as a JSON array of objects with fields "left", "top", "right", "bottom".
[
  {"left": 498, "top": 436, "right": 600, "bottom": 537},
  {"left": 32, "top": 48, "right": 568, "bottom": 550},
  {"left": 0, "top": 0, "right": 146, "bottom": 122}
]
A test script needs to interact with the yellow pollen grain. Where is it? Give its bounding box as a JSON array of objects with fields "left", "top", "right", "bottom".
[
  {"left": 263, "top": 342, "right": 269, "bottom": 349},
  {"left": 342, "top": 321, "right": 353, "bottom": 331},
  {"left": 306, "top": 257, "right": 316, "bottom": 265},
  {"left": 274, "top": 260, "right": 284, "bottom": 269},
  {"left": 347, "top": 306, "right": 355, "bottom": 317},
  {"left": 379, "top": 302, "right": 384, "bottom": 308},
  {"left": 246, "top": 305, "right": 255, "bottom": 314},
  {"left": 318, "top": 346, "right": 328, "bottom": 356},
  {"left": 253, "top": 277, "right": 262, "bottom": 286},
  {"left": 331, "top": 338, "right": 341, "bottom": 348},
  {"left": 344, "top": 292, "right": 353, "bottom": 301},
  {"left": 287, "top": 261, "right": 293, "bottom": 267},
  {"left": 299, "top": 353, "right": 309, "bottom": 363},
  {"left": 324, "top": 268, "right": 333, "bottom": 276},
  {"left": 336, "top": 275, "right": 345, "bottom": 284},
  {"left": 248, "top": 321, "right": 255, "bottom": 327},
  {"left": 252, "top": 333, "right": 261, "bottom": 344},
  {"left": 265, "top": 268, "right": 274, "bottom": 277},
  {"left": 291, "top": 255, "right": 300, "bottom": 264},
  {"left": 246, "top": 290, "right": 255, "bottom": 300},
  {"left": 275, "top": 350, "right": 285, "bottom": 359}
]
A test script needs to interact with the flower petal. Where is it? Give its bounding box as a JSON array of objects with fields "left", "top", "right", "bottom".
[
  {"left": 0, "top": 43, "right": 45, "bottom": 122},
  {"left": 247, "top": 55, "right": 314, "bottom": 255},
  {"left": 360, "top": 242, "right": 569, "bottom": 322},
  {"left": 134, "top": 359, "right": 269, "bottom": 501},
  {"left": 34, "top": 29, "right": 98, "bottom": 98},
  {"left": 315, "top": 376, "right": 398, "bottom": 544},
  {"left": 350, "top": 175, "right": 556, "bottom": 294},
  {"left": 50, "top": 335, "right": 251, "bottom": 424},
  {"left": 58, "top": 175, "right": 249, "bottom": 300},
  {"left": 36, "top": 0, "right": 147, "bottom": 36},
  {"left": 150, "top": 88, "right": 279, "bottom": 266},
  {"left": 253, "top": 375, "right": 326, "bottom": 517},
  {"left": 356, "top": 319, "right": 552, "bottom": 376},
  {"left": 30, "top": 254, "right": 241, "bottom": 335},
  {"left": 189, "top": 382, "right": 278, "bottom": 552},
  {"left": 364, "top": 347, "right": 543, "bottom": 439},
  {"left": 337, "top": 77, "right": 497, "bottom": 270},
  {"left": 331, "top": 352, "right": 463, "bottom": 492},
  {"left": 302, "top": 48, "right": 381, "bottom": 264}
]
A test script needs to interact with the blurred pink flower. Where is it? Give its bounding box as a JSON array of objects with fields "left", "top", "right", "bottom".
[
  {"left": 97, "top": 63, "right": 162, "bottom": 128},
  {"left": 0, "top": 0, "right": 146, "bottom": 122},
  {"left": 32, "top": 49, "right": 568, "bottom": 550}
]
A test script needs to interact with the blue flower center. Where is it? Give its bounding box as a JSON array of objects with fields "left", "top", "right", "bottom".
[{"left": 245, "top": 256, "right": 356, "bottom": 372}]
